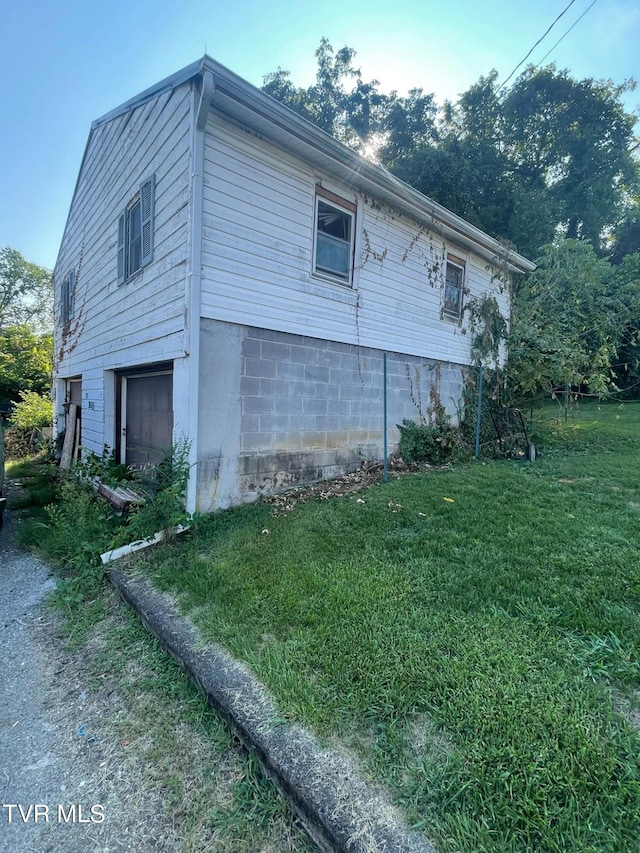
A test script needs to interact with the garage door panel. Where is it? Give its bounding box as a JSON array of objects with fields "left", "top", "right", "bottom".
[{"left": 125, "top": 373, "right": 173, "bottom": 469}]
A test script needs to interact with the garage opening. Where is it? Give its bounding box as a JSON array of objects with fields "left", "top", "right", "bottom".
[{"left": 116, "top": 364, "right": 173, "bottom": 470}]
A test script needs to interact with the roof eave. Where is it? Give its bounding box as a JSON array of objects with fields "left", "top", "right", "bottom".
[
  {"left": 91, "top": 59, "right": 203, "bottom": 130},
  {"left": 199, "top": 55, "right": 536, "bottom": 274},
  {"left": 60, "top": 55, "right": 534, "bottom": 278}
]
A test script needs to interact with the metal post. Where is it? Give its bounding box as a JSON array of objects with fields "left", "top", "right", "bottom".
[
  {"left": 383, "top": 353, "right": 388, "bottom": 482},
  {"left": 475, "top": 364, "right": 484, "bottom": 460}
]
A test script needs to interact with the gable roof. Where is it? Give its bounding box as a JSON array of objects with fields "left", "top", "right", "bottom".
[{"left": 85, "top": 56, "right": 534, "bottom": 275}]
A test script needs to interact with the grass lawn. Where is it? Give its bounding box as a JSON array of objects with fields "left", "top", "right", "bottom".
[{"left": 142, "top": 401, "right": 639, "bottom": 852}]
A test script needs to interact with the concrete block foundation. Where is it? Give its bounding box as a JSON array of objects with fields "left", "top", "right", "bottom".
[{"left": 197, "top": 319, "right": 465, "bottom": 510}]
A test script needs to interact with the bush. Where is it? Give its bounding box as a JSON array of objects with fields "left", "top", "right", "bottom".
[
  {"left": 11, "top": 390, "right": 52, "bottom": 430},
  {"left": 397, "top": 417, "right": 461, "bottom": 464}
]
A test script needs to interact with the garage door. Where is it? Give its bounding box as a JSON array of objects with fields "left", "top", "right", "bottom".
[{"left": 121, "top": 371, "right": 173, "bottom": 469}]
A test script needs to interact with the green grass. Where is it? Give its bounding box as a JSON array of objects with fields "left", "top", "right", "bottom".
[
  {"left": 5, "top": 453, "right": 58, "bottom": 510},
  {"left": 81, "top": 588, "right": 313, "bottom": 852},
  {"left": 142, "top": 400, "right": 640, "bottom": 853}
]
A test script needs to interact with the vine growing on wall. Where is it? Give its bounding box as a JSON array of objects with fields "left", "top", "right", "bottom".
[
  {"left": 351, "top": 194, "right": 515, "bottom": 391},
  {"left": 56, "top": 236, "right": 86, "bottom": 363},
  {"left": 466, "top": 293, "right": 507, "bottom": 368}
]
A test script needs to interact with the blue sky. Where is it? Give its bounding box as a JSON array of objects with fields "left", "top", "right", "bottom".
[{"left": 1, "top": 0, "right": 638, "bottom": 271}]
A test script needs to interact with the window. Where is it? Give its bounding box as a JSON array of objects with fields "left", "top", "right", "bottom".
[
  {"left": 61, "top": 270, "right": 75, "bottom": 325},
  {"left": 313, "top": 189, "right": 355, "bottom": 285},
  {"left": 443, "top": 257, "right": 465, "bottom": 320},
  {"left": 117, "top": 175, "right": 155, "bottom": 284}
]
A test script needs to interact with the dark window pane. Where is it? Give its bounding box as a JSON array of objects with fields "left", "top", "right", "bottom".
[
  {"left": 444, "top": 262, "right": 463, "bottom": 317},
  {"left": 128, "top": 200, "right": 142, "bottom": 275},
  {"left": 317, "top": 201, "right": 351, "bottom": 240},
  {"left": 316, "top": 200, "right": 352, "bottom": 280}
]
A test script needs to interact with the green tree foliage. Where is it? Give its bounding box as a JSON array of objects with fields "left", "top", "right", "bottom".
[
  {"left": 506, "top": 241, "right": 640, "bottom": 397},
  {"left": 0, "top": 246, "right": 53, "bottom": 333},
  {"left": 263, "top": 38, "right": 386, "bottom": 150},
  {"left": 610, "top": 201, "right": 640, "bottom": 265},
  {"left": 501, "top": 68, "right": 638, "bottom": 252},
  {"left": 11, "top": 390, "right": 53, "bottom": 430},
  {"left": 610, "top": 252, "right": 640, "bottom": 392},
  {"left": 0, "top": 325, "right": 53, "bottom": 403}
]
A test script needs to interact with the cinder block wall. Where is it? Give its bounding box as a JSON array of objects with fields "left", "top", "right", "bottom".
[
  {"left": 197, "top": 320, "right": 465, "bottom": 507},
  {"left": 238, "top": 327, "right": 463, "bottom": 497}
]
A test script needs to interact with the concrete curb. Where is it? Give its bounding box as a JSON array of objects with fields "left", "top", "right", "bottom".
[{"left": 108, "top": 568, "right": 435, "bottom": 853}]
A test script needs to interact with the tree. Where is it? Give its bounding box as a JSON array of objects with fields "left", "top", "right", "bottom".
[
  {"left": 11, "top": 390, "right": 53, "bottom": 430},
  {"left": 0, "top": 325, "right": 53, "bottom": 403},
  {"left": 0, "top": 246, "right": 53, "bottom": 333},
  {"left": 263, "top": 38, "right": 388, "bottom": 153},
  {"left": 264, "top": 44, "right": 640, "bottom": 261},
  {"left": 506, "top": 240, "right": 639, "bottom": 397},
  {"left": 501, "top": 67, "right": 638, "bottom": 253},
  {"left": 608, "top": 252, "right": 640, "bottom": 393},
  {"left": 610, "top": 199, "right": 640, "bottom": 265}
]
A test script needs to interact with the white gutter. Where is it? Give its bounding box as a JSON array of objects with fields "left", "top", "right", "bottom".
[{"left": 184, "top": 70, "right": 215, "bottom": 513}]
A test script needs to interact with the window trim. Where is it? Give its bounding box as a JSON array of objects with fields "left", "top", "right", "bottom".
[
  {"left": 312, "top": 187, "right": 356, "bottom": 287},
  {"left": 442, "top": 255, "right": 465, "bottom": 322},
  {"left": 117, "top": 174, "right": 155, "bottom": 285}
]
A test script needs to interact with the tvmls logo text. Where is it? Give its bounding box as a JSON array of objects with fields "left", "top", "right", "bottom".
[{"left": 2, "top": 804, "right": 105, "bottom": 824}]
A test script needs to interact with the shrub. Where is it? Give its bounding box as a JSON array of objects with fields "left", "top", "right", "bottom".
[
  {"left": 11, "top": 390, "right": 52, "bottom": 430},
  {"left": 397, "top": 417, "right": 461, "bottom": 464},
  {"left": 119, "top": 439, "right": 191, "bottom": 542},
  {"left": 74, "top": 445, "right": 135, "bottom": 487}
]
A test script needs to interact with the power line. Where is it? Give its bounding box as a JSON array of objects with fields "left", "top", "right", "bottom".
[
  {"left": 535, "top": 0, "right": 600, "bottom": 67},
  {"left": 499, "top": 0, "right": 579, "bottom": 90}
]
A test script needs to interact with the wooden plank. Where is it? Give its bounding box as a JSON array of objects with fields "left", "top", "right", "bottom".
[
  {"left": 60, "top": 404, "right": 78, "bottom": 470},
  {"left": 96, "top": 482, "right": 145, "bottom": 512}
]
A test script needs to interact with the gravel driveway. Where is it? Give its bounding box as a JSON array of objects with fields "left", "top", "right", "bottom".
[
  {"left": 0, "top": 499, "right": 145, "bottom": 852},
  {"left": 0, "top": 481, "right": 313, "bottom": 853}
]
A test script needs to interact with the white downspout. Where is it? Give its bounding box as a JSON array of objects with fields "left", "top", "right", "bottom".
[{"left": 185, "top": 70, "right": 214, "bottom": 513}]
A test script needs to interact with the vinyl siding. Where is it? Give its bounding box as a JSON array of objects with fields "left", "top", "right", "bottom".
[
  {"left": 54, "top": 83, "right": 193, "bottom": 451},
  {"left": 201, "top": 112, "right": 510, "bottom": 365}
]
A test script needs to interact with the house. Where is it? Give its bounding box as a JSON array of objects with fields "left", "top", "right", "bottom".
[{"left": 53, "top": 56, "right": 534, "bottom": 513}]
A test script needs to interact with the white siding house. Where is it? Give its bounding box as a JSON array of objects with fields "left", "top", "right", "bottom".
[{"left": 54, "top": 56, "right": 534, "bottom": 512}]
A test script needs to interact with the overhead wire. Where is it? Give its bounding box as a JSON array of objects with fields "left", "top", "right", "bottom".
[
  {"left": 499, "top": 0, "right": 579, "bottom": 90},
  {"left": 535, "top": 0, "right": 600, "bottom": 67}
]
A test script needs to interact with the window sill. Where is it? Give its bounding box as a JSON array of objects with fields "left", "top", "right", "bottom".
[
  {"left": 117, "top": 267, "right": 145, "bottom": 287},
  {"left": 306, "top": 273, "right": 357, "bottom": 304}
]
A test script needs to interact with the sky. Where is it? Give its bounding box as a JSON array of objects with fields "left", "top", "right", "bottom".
[{"left": 1, "top": 0, "right": 638, "bottom": 272}]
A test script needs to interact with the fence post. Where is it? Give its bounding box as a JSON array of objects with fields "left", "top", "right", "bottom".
[
  {"left": 383, "top": 352, "right": 388, "bottom": 482},
  {"left": 474, "top": 365, "right": 484, "bottom": 460}
]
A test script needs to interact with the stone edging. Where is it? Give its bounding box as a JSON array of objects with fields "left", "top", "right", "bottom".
[{"left": 108, "top": 568, "right": 435, "bottom": 853}]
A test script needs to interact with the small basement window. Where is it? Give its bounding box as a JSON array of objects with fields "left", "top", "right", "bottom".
[
  {"left": 117, "top": 175, "right": 155, "bottom": 284},
  {"left": 313, "top": 190, "right": 355, "bottom": 285},
  {"left": 443, "top": 257, "right": 465, "bottom": 320}
]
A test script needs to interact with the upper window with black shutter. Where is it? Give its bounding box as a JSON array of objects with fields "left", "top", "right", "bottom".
[
  {"left": 61, "top": 270, "right": 75, "bottom": 325},
  {"left": 117, "top": 175, "right": 155, "bottom": 284}
]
